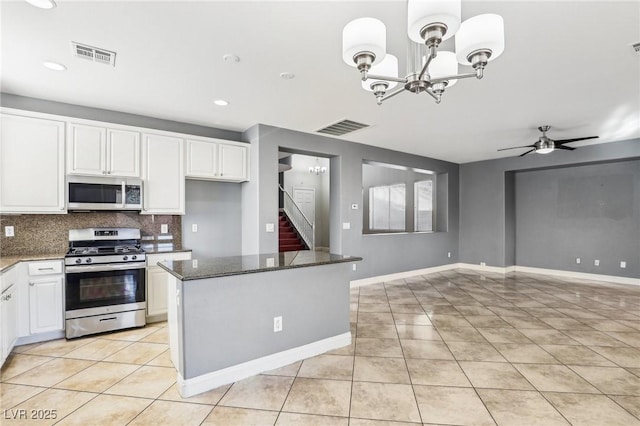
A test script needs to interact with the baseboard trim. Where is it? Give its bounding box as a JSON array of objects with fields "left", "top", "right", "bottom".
[
  {"left": 176, "top": 332, "right": 351, "bottom": 398},
  {"left": 352, "top": 263, "right": 639, "bottom": 287},
  {"left": 511, "top": 266, "right": 640, "bottom": 286},
  {"left": 350, "top": 264, "right": 459, "bottom": 288}
]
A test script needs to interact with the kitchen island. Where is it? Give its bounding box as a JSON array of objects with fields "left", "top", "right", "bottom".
[{"left": 158, "top": 250, "right": 362, "bottom": 397}]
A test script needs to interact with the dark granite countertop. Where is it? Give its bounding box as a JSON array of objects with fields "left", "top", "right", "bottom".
[
  {"left": 142, "top": 243, "right": 192, "bottom": 255},
  {"left": 157, "top": 251, "right": 362, "bottom": 281}
]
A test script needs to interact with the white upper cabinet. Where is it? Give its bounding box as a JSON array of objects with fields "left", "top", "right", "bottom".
[
  {"left": 67, "top": 123, "right": 140, "bottom": 177},
  {"left": 142, "top": 133, "right": 185, "bottom": 215},
  {"left": 185, "top": 138, "right": 249, "bottom": 182},
  {"left": 0, "top": 114, "right": 66, "bottom": 214}
]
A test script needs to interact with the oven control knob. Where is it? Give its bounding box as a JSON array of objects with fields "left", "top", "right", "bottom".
[
  {"left": 123, "top": 256, "right": 129, "bottom": 261},
  {"left": 132, "top": 255, "right": 137, "bottom": 260},
  {"left": 75, "top": 258, "right": 82, "bottom": 264},
  {"left": 86, "top": 258, "right": 92, "bottom": 263}
]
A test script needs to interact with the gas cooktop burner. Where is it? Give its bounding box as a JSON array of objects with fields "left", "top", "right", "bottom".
[{"left": 67, "top": 246, "right": 143, "bottom": 256}]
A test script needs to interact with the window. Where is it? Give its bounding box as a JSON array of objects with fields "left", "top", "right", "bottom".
[
  {"left": 369, "top": 184, "right": 406, "bottom": 231},
  {"left": 414, "top": 180, "right": 433, "bottom": 232},
  {"left": 362, "top": 160, "right": 439, "bottom": 234}
]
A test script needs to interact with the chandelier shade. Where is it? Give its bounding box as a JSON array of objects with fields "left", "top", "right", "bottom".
[
  {"left": 455, "top": 14, "right": 505, "bottom": 64},
  {"left": 407, "top": 0, "right": 461, "bottom": 44},
  {"left": 362, "top": 54, "right": 399, "bottom": 91},
  {"left": 342, "top": 17, "right": 387, "bottom": 67},
  {"left": 427, "top": 51, "right": 458, "bottom": 87}
]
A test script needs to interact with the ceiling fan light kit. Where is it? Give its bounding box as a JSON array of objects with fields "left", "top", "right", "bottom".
[
  {"left": 342, "top": 0, "right": 504, "bottom": 105},
  {"left": 498, "top": 126, "right": 599, "bottom": 157}
]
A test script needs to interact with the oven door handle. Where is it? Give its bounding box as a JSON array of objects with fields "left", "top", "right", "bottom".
[{"left": 65, "top": 263, "right": 146, "bottom": 273}]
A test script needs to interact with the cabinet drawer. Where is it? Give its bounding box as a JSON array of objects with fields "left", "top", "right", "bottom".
[
  {"left": 146, "top": 251, "right": 192, "bottom": 267},
  {"left": 28, "top": 261, "right": 63, "bottom": 276}
]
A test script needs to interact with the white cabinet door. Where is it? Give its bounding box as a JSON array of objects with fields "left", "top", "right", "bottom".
[
  {"left": 146, "top": 252, "right": 191, "bottom": 319},
  {"left": 28, "top": 276, "right": 64, "bottom": 334},
  {"left": 1, "top": 284, "right": 17, "bottom": 364},
  {"left": 108, "top": 129, "right": 140, "bottom": 177},
  {"left": 0, "top": 114, "right": 66, "bottom": 213},
  {"left": 142, "top": 133, "right": 185, "bottom": 215},
  {"left": 219, "top": 143, "right": 248, "bottom": 181},
  {"left": 185, "top": 139, "right": 218, "bottom": 179},
  {"left": 147, "top": 268, "right": 169, "bottom": 317},
  {"left": 67, "top": 123, "right": 107, "bottom": 176}
]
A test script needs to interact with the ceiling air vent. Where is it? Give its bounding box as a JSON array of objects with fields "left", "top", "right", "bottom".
[
  {"left": 72, "top": 42, "right": 116, "bottom": 66},
  {"left": 316, "top": 119, "right": 369, "bottom": 136}
]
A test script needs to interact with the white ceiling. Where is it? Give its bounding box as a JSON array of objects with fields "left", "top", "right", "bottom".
[{"left": 2, "top": 0, "right": 639, "bottom": 163}]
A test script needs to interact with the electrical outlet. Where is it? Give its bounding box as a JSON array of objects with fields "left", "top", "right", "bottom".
[
  {"left": 594, "top": 259, "right": 600, "bottom": 266},
  {"left": 343, "top": 222, "right": 351, "bottom": 230},
  {"left": 620, "top": 261, "right": 627, "bottom": 269},
  {"left": 266, "top": 257, "right": 275, "bottom": 267},
  {"left": 192, "top": 259, "right": 198, "bottom": 268},
  {"left": 351, "top": 203, "right": 358, "bottom": 210},
  {"left": 161, "top": 224, "right": 168, "bottom": 234},
  {"left": 576, "top": 257, "right": 581, "bottom": 264},
  {"left": 480, "top": 262, "right": 486, "bottom": 267},
  {"left": 352, "top": 263, "right": 357, "bottom": 271},
  {"left": 192, "top": 224, "right": 198, "bottom": 233},
  {"left": 447, "top": 252, "right": 451, "bottom": 258},
  {"left": 273, "top": 316, "right": 283, "bottom": 332},
  {"left": 4, "top": 226, "right": 14, "bottom": 237},
  {"left": 265, "top": 223, "right": 275, "bottom": 233}
]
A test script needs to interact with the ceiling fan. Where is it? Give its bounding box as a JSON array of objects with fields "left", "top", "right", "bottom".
[{"left": 498, "top": 126, "right": 599, "bottom": 157}]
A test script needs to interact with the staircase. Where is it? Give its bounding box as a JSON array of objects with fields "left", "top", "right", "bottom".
[{"left": 279, "top": 210, "right": 308, "bottom": 252}]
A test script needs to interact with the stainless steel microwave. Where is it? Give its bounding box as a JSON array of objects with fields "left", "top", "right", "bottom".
[{"left": 67, "top": 176, "right": 143, "bottom": 211}]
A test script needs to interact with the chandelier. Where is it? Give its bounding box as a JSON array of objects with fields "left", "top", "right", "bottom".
[{"left": 342, "top": 0, "right": 505, "bottom": 105}]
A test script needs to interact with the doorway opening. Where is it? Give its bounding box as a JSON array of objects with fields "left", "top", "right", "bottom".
[{"left": 278, "top": 152, "right": 330, "bottom": 252}]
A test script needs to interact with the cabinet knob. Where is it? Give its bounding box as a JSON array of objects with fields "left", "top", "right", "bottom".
[
  {"left": 29, "top": 282, "right": 35, "bottom": 286},
  {"left": 107, "top": 171, "right": 111, "bottom": 174}
]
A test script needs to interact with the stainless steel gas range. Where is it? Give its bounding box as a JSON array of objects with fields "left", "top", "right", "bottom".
[{"left": 64, "top": 228, "right": 146, "bottom": 339}]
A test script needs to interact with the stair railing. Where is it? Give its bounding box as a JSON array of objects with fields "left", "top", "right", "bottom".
[{"left": 279, "top": 184, "right": 315, "bottom": 250}]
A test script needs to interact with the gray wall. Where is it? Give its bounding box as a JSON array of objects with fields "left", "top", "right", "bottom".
[
  {"left": 515, "top": 160, "right": 640, "bottom": 277},
  {"left": 241, "top": 124, "right": 460, "bottom": 280},
  {"left": 1, "top": 93, "right": 241, "bottom": 141},
  {"left": 182, "top": 180, "right": 242, "bottom": 258},
  {"left": 180, "top": 262, "right": 351, "bottom": 378},
  {"left": 459, "top": 138, "right": 640, "bottom": 278}
]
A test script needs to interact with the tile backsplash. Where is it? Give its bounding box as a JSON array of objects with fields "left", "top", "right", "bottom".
[{"left": 0, "top": 212, "right": 181, "bottom": 255}]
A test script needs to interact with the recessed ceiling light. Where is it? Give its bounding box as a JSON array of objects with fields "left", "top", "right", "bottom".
[
  {"left": 213, "top": 99, "right": 229, "bottom": 106},
  {"left": 43, "top": 61, "right": 66, "bottom": 71},
  {"left": 223, "top": 54, "right": 240, "bottom": 63},
  {"left": 24, "top": 0, "right": 56, "bottom": 9},
  {"left": 280, "top": 72, "right": 295, "bottom": 80}
]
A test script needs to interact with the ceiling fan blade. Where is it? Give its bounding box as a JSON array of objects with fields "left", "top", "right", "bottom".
[
  {"left": 497, "top": 145, "right": 536, "bottom": 151},
  {"left": 555, "top": 145, "right": 576, "bottom": 151},
  {"left": 554, "top": 136, "right": 599, "bottom": 144},
  {"left": 518, "top": 149, "right": 536, "bottom": 157}
]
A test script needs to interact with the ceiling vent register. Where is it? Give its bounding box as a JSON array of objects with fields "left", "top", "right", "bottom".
[
  {"left": 72, "top": 42, "right": 116, "bottom": 66},
  {"left": 316, "top": 119, "right": 370, "bottom": 136}
]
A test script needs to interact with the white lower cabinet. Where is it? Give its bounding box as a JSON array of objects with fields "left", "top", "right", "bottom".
[
  {"left": 1, "top": 267, "right": 18, "bottom": 365},
  {"left": 28, "top": 276, "right": 64, "bottom": 334},
  {"left": 146, "top": 252, "right": 191, "bottom": 320},
  {"left": 26, "top": 260, "right": 64, "bottom": 335}
]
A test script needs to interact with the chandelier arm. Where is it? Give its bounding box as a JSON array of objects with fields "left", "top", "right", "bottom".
[
  {"left": 430, "top": 71, "right": 478, "bottom": 84},
  {"left": 365, "top": 73, "right": 408, "bottom": 84},
  {"left": 378, "top": 86, "right": 407, "bottom": 103},
  {"left": 418, "top": 45, "right": 437, "bottom": 80},
  {"left": 425, "top": 87, "right": 439, "bottom": 102}
]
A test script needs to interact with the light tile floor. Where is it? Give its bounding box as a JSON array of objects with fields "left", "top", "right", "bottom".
[{"left": 3, "top": 269, "right": 640, "bottom": 425}]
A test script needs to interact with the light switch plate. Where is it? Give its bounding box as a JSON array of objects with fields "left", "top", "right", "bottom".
[
  {"left": 161, "top": 224, "right": 168, "bottom": 234},
  {"left": 266, "top": 257, "right": 275, "bottom": 267},
  {"left": 4, "top": 226, "right": 14, "bottom": 237},
  {"left": 342, "top": 222, "right": 351, "bottom": 230},
  {"left": 620, "top": 261, "right": 627, "bottom": 268},
  {"left": 266, "top": 223, "right": 275, "bottom": 233},
  {"left": 192, "top": 224, "right": 198, "bottom": 233},
  {"left": 594, "top": 259, "right": 600, "bottom": 266}
]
